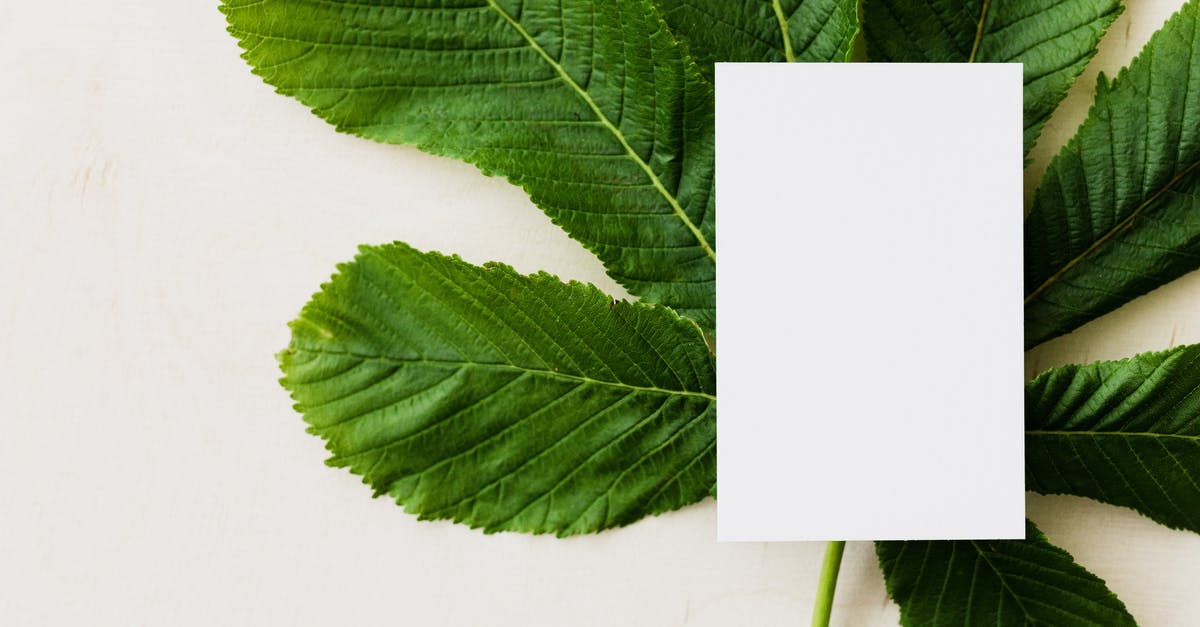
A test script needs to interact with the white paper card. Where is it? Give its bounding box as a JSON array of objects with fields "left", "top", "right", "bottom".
[{"left": 715, "top": 63, "right": 1024, "bottom": 542}]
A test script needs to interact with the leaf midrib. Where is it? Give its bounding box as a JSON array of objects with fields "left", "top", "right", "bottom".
[
  {"left": 967, "top": 0, "right": 992, "bottom": 62},
  {"left": 290, "top": 346, "right": 717, "bottom": 401},
  {"left": 1028, "top": 429, "right": 1200, "bottom": 441},
  {"left": 968, "top": 539, "right": 1036, "bottom": 623},
  {"left": 771, "top": 0, "right": 797, "bottom": 62},
  {"left": 484, "top": 0, "right": 717, "bottom": 263}
]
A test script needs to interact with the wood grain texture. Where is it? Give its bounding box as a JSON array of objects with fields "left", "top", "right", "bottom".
[{"left": 1, "top": 0, "right": 1198, "bottom": 625}]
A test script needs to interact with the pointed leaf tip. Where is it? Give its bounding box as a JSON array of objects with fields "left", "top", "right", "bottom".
[{"left": 279, "top": 242, "right": 716, "bottom": 535}]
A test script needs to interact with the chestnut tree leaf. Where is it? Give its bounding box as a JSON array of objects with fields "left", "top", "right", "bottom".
[
  {"left": 1025, "top": 2, "right": 1200, "bottom": 348},
  {"left": 222, "top": 0, "right": 718, "bottom": 328},
  {"left": 864, "top": 0, "right": 1122, "bottom": 157},
  {"left": 1027, "top": 342, "right": 1200, "bottom": 534},
  {"left": 877, "top": 520, "right": 1134, "bottom": 626},
  {"left": 278, "top": 242, "right": 716, "bottom": 536},
  {"left": 656, "top": 0, "right": 858, "bottom": 80}
]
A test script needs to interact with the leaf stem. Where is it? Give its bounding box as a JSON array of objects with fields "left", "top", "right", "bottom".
[
  {"left": 967, "top": 0, "right": 991, "bottom": 62},
  {"left": 811, "top": 541, "right": 846, "bottom": 627},
  {"left": 771, "top": 0, "right": 796, "bottom": 62}
]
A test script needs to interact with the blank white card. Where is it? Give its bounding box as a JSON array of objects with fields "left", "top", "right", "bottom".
[{"left": 715, "top": 64, "right": 1024, "bottom": 541}]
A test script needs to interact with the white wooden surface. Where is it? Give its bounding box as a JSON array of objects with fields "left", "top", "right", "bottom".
[{"left": 1, "top": 1, "right": 1196, "bottom": 625}]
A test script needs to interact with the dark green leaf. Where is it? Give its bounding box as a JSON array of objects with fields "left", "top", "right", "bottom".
[
  {"left": 655, "top": 0, "right": 858, "bottom": 80},
  {"left": 877, "top": 520, "right": 1135, "bottom": 626},
  {"left": 278, "top": 242, "right": 716, "bottom": 536},
  {"left": 1027, "top": 343, "right": 1200, "bottom": 534},
  {"left": 1025, "top": 2, "right": 1200, "bottom": 348},
  {"left": 222, "top": 0, "right": 717, "bottom": 328},
  {"left": 864, "top": 0, "right": 1122, "bottom": 156}
]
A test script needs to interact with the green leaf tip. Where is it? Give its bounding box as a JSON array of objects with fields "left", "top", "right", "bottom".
[
  {"left": 1025, "top": 0, "right": 1200, "bottom": 347},
  {"left": 878, "top": 520, "right": 1135, "bottom": 626},
  {"left": 278, "top": 240, "right": 715, "bottom": 536}
]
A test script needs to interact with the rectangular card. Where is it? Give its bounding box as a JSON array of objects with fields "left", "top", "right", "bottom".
[{"left": 715, "top": 63, "right": 1024, "bottom": 541}]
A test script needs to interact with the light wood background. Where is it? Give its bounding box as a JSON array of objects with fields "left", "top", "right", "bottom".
[{"left": 1, "top": 1, "right": 1194, "bottom": 624}]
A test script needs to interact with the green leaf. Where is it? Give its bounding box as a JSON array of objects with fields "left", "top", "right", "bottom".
[
  {"left": 655, "top": 0, "right": 858, "bottom": 79},
  {"left": 1025, "top": 2, "right": 1200, "bottom": 349},
  {"left": 278, "top": 242, "right": 716, "bottom": 536},
  {"left": 1027, "top": 343, "right": 1200, "bottom": 534},
  {"left": 222, "top": 0, "right": 717, "bottom": 329},
  {"left": 877, "top": 520, "right": 1135, "bottom": 626},
  {"left": 863, "top": 0, "right": 1122, "bottom": 156}
]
